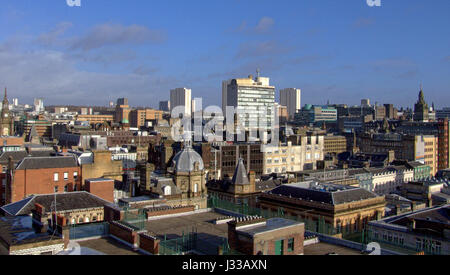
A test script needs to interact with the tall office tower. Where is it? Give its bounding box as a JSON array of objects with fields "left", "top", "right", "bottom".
[
  {"left": 280, "top": 88, "right": 301, "bottom": 120},
  {"left": 361, "top": 99, "right": 371, "bottom": 107},
  {"left": 34, "top": 98, "right": 44, "bottom": 113},
  {"left": 159, "top": 101, "right": 170, "bottom": 112},
  {"left": 225, "top": 73, "right": 276, "bottom": 131},
  {"left": 170, "top": 88, "right": 192, "bottom": 117},
  {"left": 115, "top": 98, "right": 130, "bottom": 123},
  {"left": 222, "top": 79, "right": 232, "bottom": 112}
]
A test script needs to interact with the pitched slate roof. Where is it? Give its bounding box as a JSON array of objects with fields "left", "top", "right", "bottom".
[
  {"left": 15, "top": 156, "right": 78, "bottom": 170},
  {"left": 0, "top": 192, "right": 110, "bottom": 216},
  {"left": 0, "top": 150, "right": 54, "bottom": 164},
  {"left": 267, "top": 183, "right": 380, "bottom": 205},
  {"left": 232, "top": 158, "right": 249, "bottom": 185}
]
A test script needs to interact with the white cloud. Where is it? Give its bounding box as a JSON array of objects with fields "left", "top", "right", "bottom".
[{"left": 69, "top": 23, "right": 166, "bottom": 51}]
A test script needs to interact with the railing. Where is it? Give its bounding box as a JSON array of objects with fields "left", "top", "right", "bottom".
[
  {"left": 159, "top": 229, "right": 197, "bottom": 255},
  {"left": 122, "top": 207, "right": 147, "bottom": 230},
  {"left": 207, "top": 195, "right": 362, "bottom": 237},
  {"left": 69, "top": 222, "right": 109, "bottom": 240}
]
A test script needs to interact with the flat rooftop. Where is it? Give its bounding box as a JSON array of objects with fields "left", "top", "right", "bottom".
[
  {"left": 304, "top": 242, "right": 364, "bottom": 255},
  {"left": 78, "top": 238, "right": 143, "bottom": 255},
  {"left": 145, "top": 211, "right": 229, "bottom": 255},
  {"left": 237, "top": 218, "right": 302, "bottom": 237}
]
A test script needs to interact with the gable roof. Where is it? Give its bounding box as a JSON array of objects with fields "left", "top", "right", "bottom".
[
  {"left": 0, "top": 150, "right": 54, "bottom": 164},
  {"left": 0, "top": 192, "right": 110, "bottom": 216},
  {"left": 15, "top": 156, "right": 78, "bottom": 170}
]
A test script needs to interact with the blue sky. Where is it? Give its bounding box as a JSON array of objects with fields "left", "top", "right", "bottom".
[{"left": 0, "top": 0, "right": 449, "bottom": 109}]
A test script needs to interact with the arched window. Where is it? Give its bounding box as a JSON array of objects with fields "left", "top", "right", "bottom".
[
  {"left": 84, "top": 217, "right": 90, "bottom": 223},
  {"left": 164, "top": 186, "right": 171, "bottom": 196},
  {"left": 194, "top": 184, "right": 198, "bottom": 193}
]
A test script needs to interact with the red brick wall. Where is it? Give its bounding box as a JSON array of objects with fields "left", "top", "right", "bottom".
[
  {"left": 84, "top": 179, "right": 114, "bottom": 203},
  {"left": 104, "top": 205, "right": 123, "bottom": 222},
  {"left": 228, "top": 220, "right": 305, "bottom": 255},
  {"left": 139, "top": 233, "right": 159, "bottom": 254},
  {"left": 10, "top": 167, "right": 81, "bottom": 203},
  {"left": 264, "top": 232, "right": 304, "bottom": 255},
  {"left": 109, "top": 222, "right": 139, "bottom": 246}
]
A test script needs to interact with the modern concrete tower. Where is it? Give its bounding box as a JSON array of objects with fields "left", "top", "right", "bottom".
[
  {"left": 280, "top": 88, "right": 301, "bottom": 120},
  {"left": 170, "top": 88, "right": 192, "bottom": 117},
  {"left": 225, "top": 73, "right": 276, "bottom": 131}
]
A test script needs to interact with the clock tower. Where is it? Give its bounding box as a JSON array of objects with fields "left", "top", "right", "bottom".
[{"left": 0, "top": 88, "right": 14, "bottom": 136}]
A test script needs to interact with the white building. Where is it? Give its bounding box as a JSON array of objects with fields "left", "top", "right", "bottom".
[
  {"left": 34, "top": 98, "right": 44, "bottom": 113},
  {"left": 224, "top": 74, "right": 276, "bottom": 131},
  {"left": 170, "top": 88, "right": 192, "bottom": 117},
  {"left": 369, "top": 167, "right": 414, "bottom": 195},
  {"left": 263, "top": 138, "right": 324, "bottom": 174},
  {"left": 280, "top": 88, "right": 301, "bottom": 120}
]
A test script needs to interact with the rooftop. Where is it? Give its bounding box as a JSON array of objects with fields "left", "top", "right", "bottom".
[
  {"left": 266, "top": 182, "right": 381, "bottom": 205},
  {"left": 1, "top": 192, "right": 111, "bottom": 216},
  {"left": 16, "top": 156, "right": 78, "bottom": 170},
  {"left": 236, "top": 218, "right": 302, "bottom": 237},
  {"left": 0, "top": 216, "right": 62, "bottom": 247}
]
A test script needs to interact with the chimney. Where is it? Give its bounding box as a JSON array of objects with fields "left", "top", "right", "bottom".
[{"left": 249, "top": 171, "right": 256, "bottom": 192}]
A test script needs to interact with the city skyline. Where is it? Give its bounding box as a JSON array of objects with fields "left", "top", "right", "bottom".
[{"left": 0, "top": 0, "right": 449, "bottom": 108}]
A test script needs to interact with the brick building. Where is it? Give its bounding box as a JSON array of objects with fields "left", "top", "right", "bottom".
[
  {"left": 84, "top": 178, "right": 115, "bottom": 203},
  {"left": 258, "top": 182, "right": 386, "bottom": 235},
  {"left": 206, "top": 158, "right": 283, "bottom": 207},
  {"left": 324, "top": 134, "right": 347, "bottom": 156},
  {"left": 129, "top": 109, "right": 164, "bottom": 129},
  {"left": 6, "top": 156, "right": 81, "bottom": 204},
  {"left": 227, "top": 217, "right": 305, "bottom": 255}
]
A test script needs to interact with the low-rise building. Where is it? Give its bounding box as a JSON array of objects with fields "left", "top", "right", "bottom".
[
  {"left": 368, "top": 204, "right": 450, "bottom": 255},
  {"left": 258, "top": 182, "right": 386, "bottom": 236},
  {"left": 227, "top": 217, "right": 305, "bottom": 255}
]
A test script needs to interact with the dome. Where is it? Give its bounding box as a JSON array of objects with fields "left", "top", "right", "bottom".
[{"left": 172, "top": 145, "right": 204, "bottom": 173}]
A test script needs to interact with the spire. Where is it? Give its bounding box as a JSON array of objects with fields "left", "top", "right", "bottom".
[
  {"left": 4, "top": 87, "right": 6, "bottom": 99},
  {"left": 232, "top": 158, "right": 250, "bottom": 185}
]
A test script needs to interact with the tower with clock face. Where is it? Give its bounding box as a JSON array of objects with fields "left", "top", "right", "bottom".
[{"left": 0, "top": 88, "right": 14, "bottom": 136}]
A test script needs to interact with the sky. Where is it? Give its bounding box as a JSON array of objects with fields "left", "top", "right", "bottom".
[{"left": 0, "top": 0, "right": 449, "bottom": 109}]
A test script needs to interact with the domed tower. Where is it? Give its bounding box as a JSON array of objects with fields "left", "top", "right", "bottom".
[
  {"left": 0, "top": 88, "right": 14, "bottom": 136},
  {"left": 170, "top": 137, "right": 207, "bottom": 208}
]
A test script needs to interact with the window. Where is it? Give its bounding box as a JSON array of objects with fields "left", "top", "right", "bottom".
[
  {"left": 64, "top": 172, "right": 69, "bottom": 180},
  {"left": 54, "top": 186, "right": 58, "bottom": 193},
  {"left": 64, "top": 185, "right": 69, "bottom": 193},
  {"left": 54, "top": 173, "right": 59, "bottom": 182},
  {"left": 287, "top": 238, "right": 294, "bottom": 252},
  {"left": 194, "top": 184, "right": 198, "bottom": 193},
  {"left": 164, "top": 186, "right": 171, "bottom": 196},
  {"left": 73, "top": 172, "right": 78, "bottom": 180}
]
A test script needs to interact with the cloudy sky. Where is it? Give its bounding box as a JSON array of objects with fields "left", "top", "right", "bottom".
[{"left": 0, "top": 0, "right": 450, "bottom": 109}]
